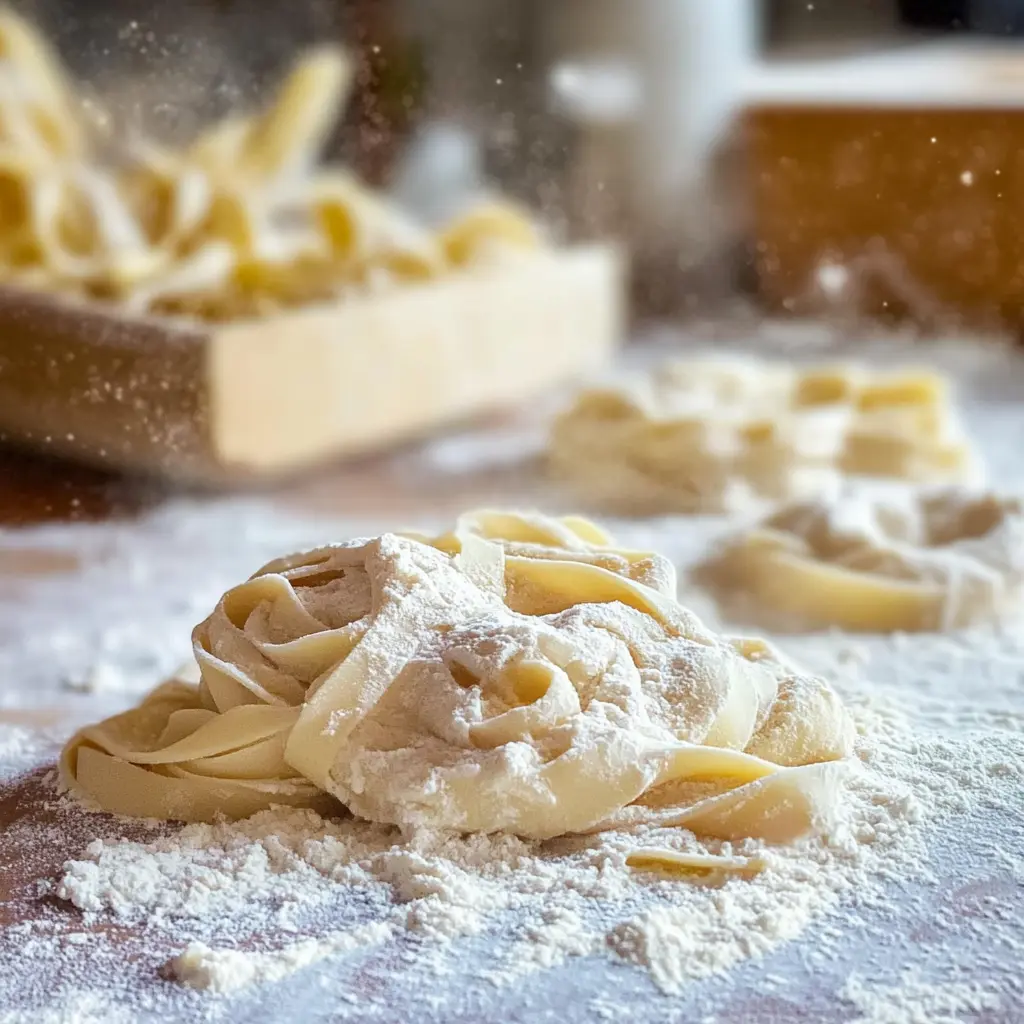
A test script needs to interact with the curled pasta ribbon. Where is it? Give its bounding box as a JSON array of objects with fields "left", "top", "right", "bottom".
[
  {"left": 549, "top": 357, "right": 980, "bottom": 515},
  {"left": 0, "top": 13, "right": 541, "bottom": 317},
  {"left": 62, "top": 511, "right": 855, "bottom": 856},
  {"left": 696, "top": 487, "right": 1024, "bottom": 632},
  {"left": 440, "top": 200, "right": 541, "bottom": 267}
]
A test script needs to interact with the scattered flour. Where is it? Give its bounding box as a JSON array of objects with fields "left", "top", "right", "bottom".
[
  {"left": 0, "top": 993, "right": 137, "bottom": 1024},
  {"left": 168, "top": 921, "right": 394, "bottom": 994},
  {"left": 0, "top": 723, "right": 59, "bottom": 781},
  {"left": 4, "top": 503, "right": 1024, "bottom": 1019},
  {"left": 6, "top": 504, "right": 1024, "bottom": 1018},
  {"left": 840, "top": 970, "right": 1003, "bottom": 1023},
  {"left": 49, "top": 696, "right": 1023, "bottom": 1004}
]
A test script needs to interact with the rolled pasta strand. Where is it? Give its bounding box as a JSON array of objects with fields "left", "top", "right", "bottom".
[
  {"left": 186, "top": 116, "right": 253, "bottom": 179},
  {"left": 619, "top": 761, "right": 849, "bottom": 844},
  {"left": 26, "top": 171, "right": 167, "bottom": 290},
  {"left": 122, "top": 242, "right": 237, "bottom": 312},
  {"left": 0, "top": 9, "right": 83, "bottom": 158},
  {"left": 440, "top": 200, "right": 542, "bottom": 266},
  {"left": 410, "top": 509, "right": 679, "bottom": 598},
  {"left": 309, "top": 173, "right": 445, "bottom": 281},
  {"left": 117, "top": 142, "right": 212, "bottom": 250},
  {"left": 60, "top": 681, "right": 334, "bottom": 821},
  {"left": 63, "top": 542, "right": 380, "bottom": 817},
  {"left": 237, "top": 46, "right": 352, "bottom": 186},
  {"left": 550, "top": 357, "right": 980, "bottom": 516},
  {"left": 625, "top": 849, "right": 766, "bottom": 878}
]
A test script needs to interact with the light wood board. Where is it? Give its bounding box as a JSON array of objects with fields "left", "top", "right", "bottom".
[{"left": 0, "top": 245, "right": 621, "bottom": 483}]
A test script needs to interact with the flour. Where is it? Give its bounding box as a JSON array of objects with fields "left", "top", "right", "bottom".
[
  {"left": 17, "top": 508, "right": 1024, "bottom": 1018},
  {"left": 840, "top": 970, "right": 1003, "bottom": 1023},
  {"left": 0, "top": 993, "right": 137, "bottom": 1024},
  {"left": 0, "top": 723, "right": 58, "bottom": 781},
  {"left": 168, "top": 921, "right": 394, "bottom": 994},
  {"left": 51, "top": 693, "right": 1017, "bottom": 1002},
  {"left": 499, "top": 908, "right": 595, "bottom": 975}
]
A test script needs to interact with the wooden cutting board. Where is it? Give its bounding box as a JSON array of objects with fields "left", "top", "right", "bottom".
[{"left": 0, "top": 245, "right": 621, "bottom": 484}]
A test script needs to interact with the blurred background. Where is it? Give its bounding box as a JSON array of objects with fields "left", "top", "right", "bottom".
[
  {"left": 4, "top": 0, "right": 1024, "bottom": 517},
  {"left": 16, "top": 0, "right": 1024, "bottom": 327}
]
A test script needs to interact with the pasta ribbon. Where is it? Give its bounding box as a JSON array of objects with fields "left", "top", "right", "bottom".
[{"left": 62, "top": 511, "right": 855, "bottom": 861}]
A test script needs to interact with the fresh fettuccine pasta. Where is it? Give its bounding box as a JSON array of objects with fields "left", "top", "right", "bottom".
[
  {"left": 61, "top": 511, "right": 855, "bottom": 864},
  {"left": 549, "top": 356, "right": 979, "bottom": 515},
  {"left": 695, "top": 486, "right": 1024, "bottom": 632},
  {"left": 0, "top": 11, "right": 541, "bottom": 319}
]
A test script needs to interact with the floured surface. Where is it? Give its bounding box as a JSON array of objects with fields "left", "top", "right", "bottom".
[{"left": 2, "top": 329, "right": 1024, "bottom": 1021}]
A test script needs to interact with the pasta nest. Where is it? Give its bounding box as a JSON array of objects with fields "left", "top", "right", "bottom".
[
  {"left": 62, "top": 512, "right": 855, "bottom": 846},
  {"left": 696, "top": 487, "right": 1024, "bottom": 632},
  {"left": 548, "top": 357, "right": 978, "bottom": 515}
]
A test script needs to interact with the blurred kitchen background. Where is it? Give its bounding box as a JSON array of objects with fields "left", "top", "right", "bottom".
[
  {"left": 13, "top": 0, "right": 1024, "bottom": 330},
  {"left": 3, "top": 0, "right": 1024, "bottom": 519}
]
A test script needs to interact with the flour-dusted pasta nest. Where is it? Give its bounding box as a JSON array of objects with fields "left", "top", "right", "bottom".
[
  {"left": 62, "top": 511, "right": 856, "bottom": 859},
  {"left": 548, "top": 357, "right": 979, "bottom": 515},
  {"left": 695, "top": 487, "right": 1024, "bottom": 633}
]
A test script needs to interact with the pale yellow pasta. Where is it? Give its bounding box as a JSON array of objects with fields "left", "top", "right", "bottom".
[
  {"left": 440, "top": 200, "right": 541, "bottom": 266},
  {"left": 550, "top": 357, "right": 980, "bottom": 515},
  {"left": 122, "top": 243, "right": 236, "bottom": 313},
  {"left": 696, "top": 487, "right": 1024, "bottom": 632},
  {"left": 308, "top": 173, "right": 444, "bottom": 281},
  {"left": 0, "top": 13, "right": 541, "bottom": 318},
  {"left": 624, "top": 849, "right": 766, "bottom": 877},
  {"left": 0, "top": 10, "right": 83, "bottom": 157},
  {"left": 186, "top": 117, "right": 252, "bottom": 178},
  {"left": 236, "top": 46, "right": 351, "bottom": 185},
  {"left": 62, "top": 511, "right": 855, "bottom": 871}
]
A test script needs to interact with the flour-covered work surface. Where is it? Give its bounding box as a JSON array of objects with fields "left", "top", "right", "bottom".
[{"left": 2, "top": 332, "right": 1024, "bottom": 1023}]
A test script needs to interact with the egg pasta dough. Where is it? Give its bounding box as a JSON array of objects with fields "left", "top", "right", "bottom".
[{"left": 62, "top": 511, "right": 855, "bottom": 873}]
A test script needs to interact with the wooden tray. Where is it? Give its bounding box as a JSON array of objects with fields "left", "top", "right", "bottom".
[{"left": 0, "top": 245, "right": 621, "bottom": 484}]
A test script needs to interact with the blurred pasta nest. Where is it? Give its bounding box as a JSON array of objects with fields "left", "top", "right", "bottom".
[
  {"left": 549, "top": 357, "right": 978, "bottom": 515},
  {"left": 0, "top": 10, "right": 540, "bottom": 318},
  {"left": 696, "top": 487, "right": 1024, "bottom": 632},
  {"left": 62, "top": 510, "right": 856, "bottom": 851}
]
